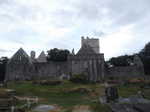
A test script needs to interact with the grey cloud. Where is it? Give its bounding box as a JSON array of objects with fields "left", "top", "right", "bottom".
[
  {"left": 0, "top": 27, "right": 39, "bottom": 45},
  {"left": 93, "top": 30, "right": 105, "bottom": 37},
  {"left": 72, "top": 0, "right": 104, "bottom": 20},
  {"left": 1, "top": 0, "right": 149, "bottom": 29},
  {"left": 69, "top": 0, "right": 150, "bottom": 28},
  {"left": 0, "top": 1, "right": 40, "bottom": 24},
  {"left": 0, "top": 0, "right": 149, "bottom": 58},
  {"left": 51, "top": 9, "right": 76, "bottom": 28},
  {"left": 107, "top": 0, "right": 150, "bottom": 26},
  {"left": 0, "top": 0, "right": 10, "bottom": 5},
  {"left": 0, "top": 49, "right": 9, "bottom": 53}
]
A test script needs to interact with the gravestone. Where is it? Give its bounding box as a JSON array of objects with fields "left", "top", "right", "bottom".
[
  {"left": 33, "top": 105, "right": 56, "bottom": 112},
  {"left": 105, "top": 86, "right": 119, "bottom": 103},
  {"left": 0, "top": 89, "right": 16, "bottom": 112}
]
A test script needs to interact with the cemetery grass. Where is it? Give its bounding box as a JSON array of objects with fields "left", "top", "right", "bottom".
[
  {"left": 3, "top": 81, "right": 150, "bottom": 112},
  {"left": 6, "top": 81, "right": 111, "bottom": 112}
]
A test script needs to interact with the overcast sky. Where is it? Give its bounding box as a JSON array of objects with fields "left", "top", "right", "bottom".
[{"left": 0, "top": 0, "right": 150, "bottom": 60}]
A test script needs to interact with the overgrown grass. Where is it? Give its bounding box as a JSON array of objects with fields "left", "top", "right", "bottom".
[
  {"left": 4, "top": 81, "right": 150, "bottom": 112},
  {"left": 91, "top": 102, "right": 112, "bottom": 112},
  {"left": 118, "top": 83, "right": 150, "bottom": 99},
  {"left": 6, "top": 81, "right": 103, "bottom": 107}
]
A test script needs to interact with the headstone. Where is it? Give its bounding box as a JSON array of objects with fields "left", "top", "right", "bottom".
[
  {"left": 33, "top": 105, "right": 56, "bottom": 112},
  {"left": 11, "top": 106, "right": 15, "bottom": 112},
  {"left": 0, "top": 89, "right": 16, "bottom": 111},
  {"left": 118, "top": 96, "right": 150, "bottom": 104},
  {"left": 137, "top": 90, "right": 144, "bottom": 98},
  {"left": 105, "top": 86, "right": 119, "bottom": 103}
]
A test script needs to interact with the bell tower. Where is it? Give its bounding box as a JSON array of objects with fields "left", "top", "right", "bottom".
[{"left": 81, "top": 36, "right": 100, "bottom": 54}]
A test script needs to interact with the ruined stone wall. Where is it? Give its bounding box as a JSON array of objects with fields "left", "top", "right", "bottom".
[
  {"left": 6, "top": 61, "right": 35, "bottom": 81},
  {"left": 68, "top": 54, "right": 105, "bottom": 82},
  {"left": 5, "top": 48, "right": 36, "bottom": 81},
  {"left": 106, "top": 55, "right": 145, "bottom": 79},
  {"left": 34, "top": 61, "right": 68, "bottom": 79},
  {"left": 107, "top": 65, "right": 144, "bottom": 78}
]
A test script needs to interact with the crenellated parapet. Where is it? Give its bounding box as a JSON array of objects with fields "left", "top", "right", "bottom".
[
  {"left": 81, "top": 36, "right": 100, "bottom": 54},
  {"left": 68, "top": 36, "right": 105, "bottom": 82}
]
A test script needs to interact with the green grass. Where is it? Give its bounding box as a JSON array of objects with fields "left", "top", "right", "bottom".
[
  {"left": 6, "top": 81, "right": 104, "bottom": 108},
  {"left": 118, "top": 83, "right": 150, "bottom": 99},
  {"left": 91, "top": 102, "right": 112, "bottom": 112},
  {"left": 118, "top": 85, "right": 140, "bottom": 97},
  {"left": 4, "top": 81, "right": 150, "bottom": 112}
]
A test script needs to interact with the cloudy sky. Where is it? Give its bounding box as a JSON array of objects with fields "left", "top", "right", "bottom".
[{"left": 0, "top": 0, "right": 150, "bottom": 60}]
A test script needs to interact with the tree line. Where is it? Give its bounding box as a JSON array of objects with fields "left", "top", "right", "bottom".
[{"left": 107, "top": 42, "right": 150, "bottom": 75}]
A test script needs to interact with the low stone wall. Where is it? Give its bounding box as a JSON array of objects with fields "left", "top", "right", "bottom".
[
  {"left": 107, "top": 65, "right": 144, "bottom": 78},
  {"left": 6, "top": 62, "right": 35, "bottom": 81},
  {"left": 34, "top": 61, "right": 68, "bottom": 79}
]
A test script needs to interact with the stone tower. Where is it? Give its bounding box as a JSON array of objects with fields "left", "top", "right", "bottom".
[
  {"left": 68, "top": 37, "right": 104, "bottom": 82},
  {"left": 81, "top": 36, "right": 100, "bottom": 53},
  {"left": 30, "top": 51, "right": 36, "bottom": 60}
]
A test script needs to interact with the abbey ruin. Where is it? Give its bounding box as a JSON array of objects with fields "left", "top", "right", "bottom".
[{"left": 5, "top": 37, "right": 144, "bottom": 82}]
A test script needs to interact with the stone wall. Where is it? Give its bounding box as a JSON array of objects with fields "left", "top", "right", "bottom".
[
  {"left": 107, "top": 65, "right": 144, "bottom": 78},
  {"left": 106, "top": 55, "right": 145, "bottom": 79},
  {"left": 68, "top": 54, "right": 105, "bottom": 82},
  {"left": 81, "top": 37, "right": 100, "bottom": 53},
  {"left": 5, "top": 37, "right": 106, "bottom": 82},
  {"left": 5, "top": 48, "right": 35, "bottom": 81},
  {"left": 6, "top": 60, "right": 35, "bottom": 81},
  {"left": 34, "top": 61, "right": 68, "bottom": 79}
]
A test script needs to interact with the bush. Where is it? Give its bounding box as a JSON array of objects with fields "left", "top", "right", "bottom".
[
  {"left": 32, "top": 80, "right": 62, "bottom": 86},
  {"left": 63, "top": 87, "right": 91, "bottom": 94},
  {"left": 70, "top": 74, "right": 88, "bottom": 83}
]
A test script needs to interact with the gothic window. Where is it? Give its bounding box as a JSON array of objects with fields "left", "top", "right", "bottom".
[{"left": 19, "top": 56, "right": 22, "bottom": 61}]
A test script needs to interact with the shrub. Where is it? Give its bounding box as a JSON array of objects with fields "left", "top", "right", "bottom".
[
  {"left": 70, "top": 74, "right": 88, "bottom": 83},
  {"left": 63, "top": 87, "right": 91, "bottom": 94},
  {"left": 32, "top": 80, "right": 62, "bottom": 86}
]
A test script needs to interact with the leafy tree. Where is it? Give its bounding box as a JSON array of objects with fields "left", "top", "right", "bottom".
[
  {"left": 139, "top": 42, "right": 150, "bottom": 57},
  {"left": 47, "top": 48, "right": 70, "bottom": 61},
  {"left": 108, "top": 55, "right": 134, "bottom": 67},
  {"left": 107, "top": 42, "right": 150, "bottom": 75},
  {"left": 0, "top": 57, "right": 9, "bottom": 81},
  {"left": 138, "top": 42, "right": 150, "bottom": 75}
]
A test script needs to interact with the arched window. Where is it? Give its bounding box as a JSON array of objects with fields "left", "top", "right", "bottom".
[{"left": 19, "top": 56, "right": 22, "bottom": 61}]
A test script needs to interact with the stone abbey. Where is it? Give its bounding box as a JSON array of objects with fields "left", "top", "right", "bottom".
[{"left": 5, "top": 37, "right": 144, "bottom": 81}]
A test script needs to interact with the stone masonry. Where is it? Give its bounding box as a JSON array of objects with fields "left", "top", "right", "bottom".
[{"left": 5, "top": 36, "right": 144, "bottom": 82}]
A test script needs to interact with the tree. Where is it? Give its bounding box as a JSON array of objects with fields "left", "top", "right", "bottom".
[
  {"left": 47, "top": 48, "right": 70, "bottom": 61},
  {"left": 108, "top": 55, "right": 134, "bottom": 67},
  {"left": 139, "top": 42, "right": 150, "bottom": 57},
  {"left": 0, "top": 57, "right": 9, "bottom": 81},
  {"left": 138, "top": 42, "right": 150, "bottom": 75}
]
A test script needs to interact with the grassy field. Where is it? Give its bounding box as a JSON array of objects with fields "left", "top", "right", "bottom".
[{"left": 1, "top": 80, "right": 150, "bottom": 112}]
